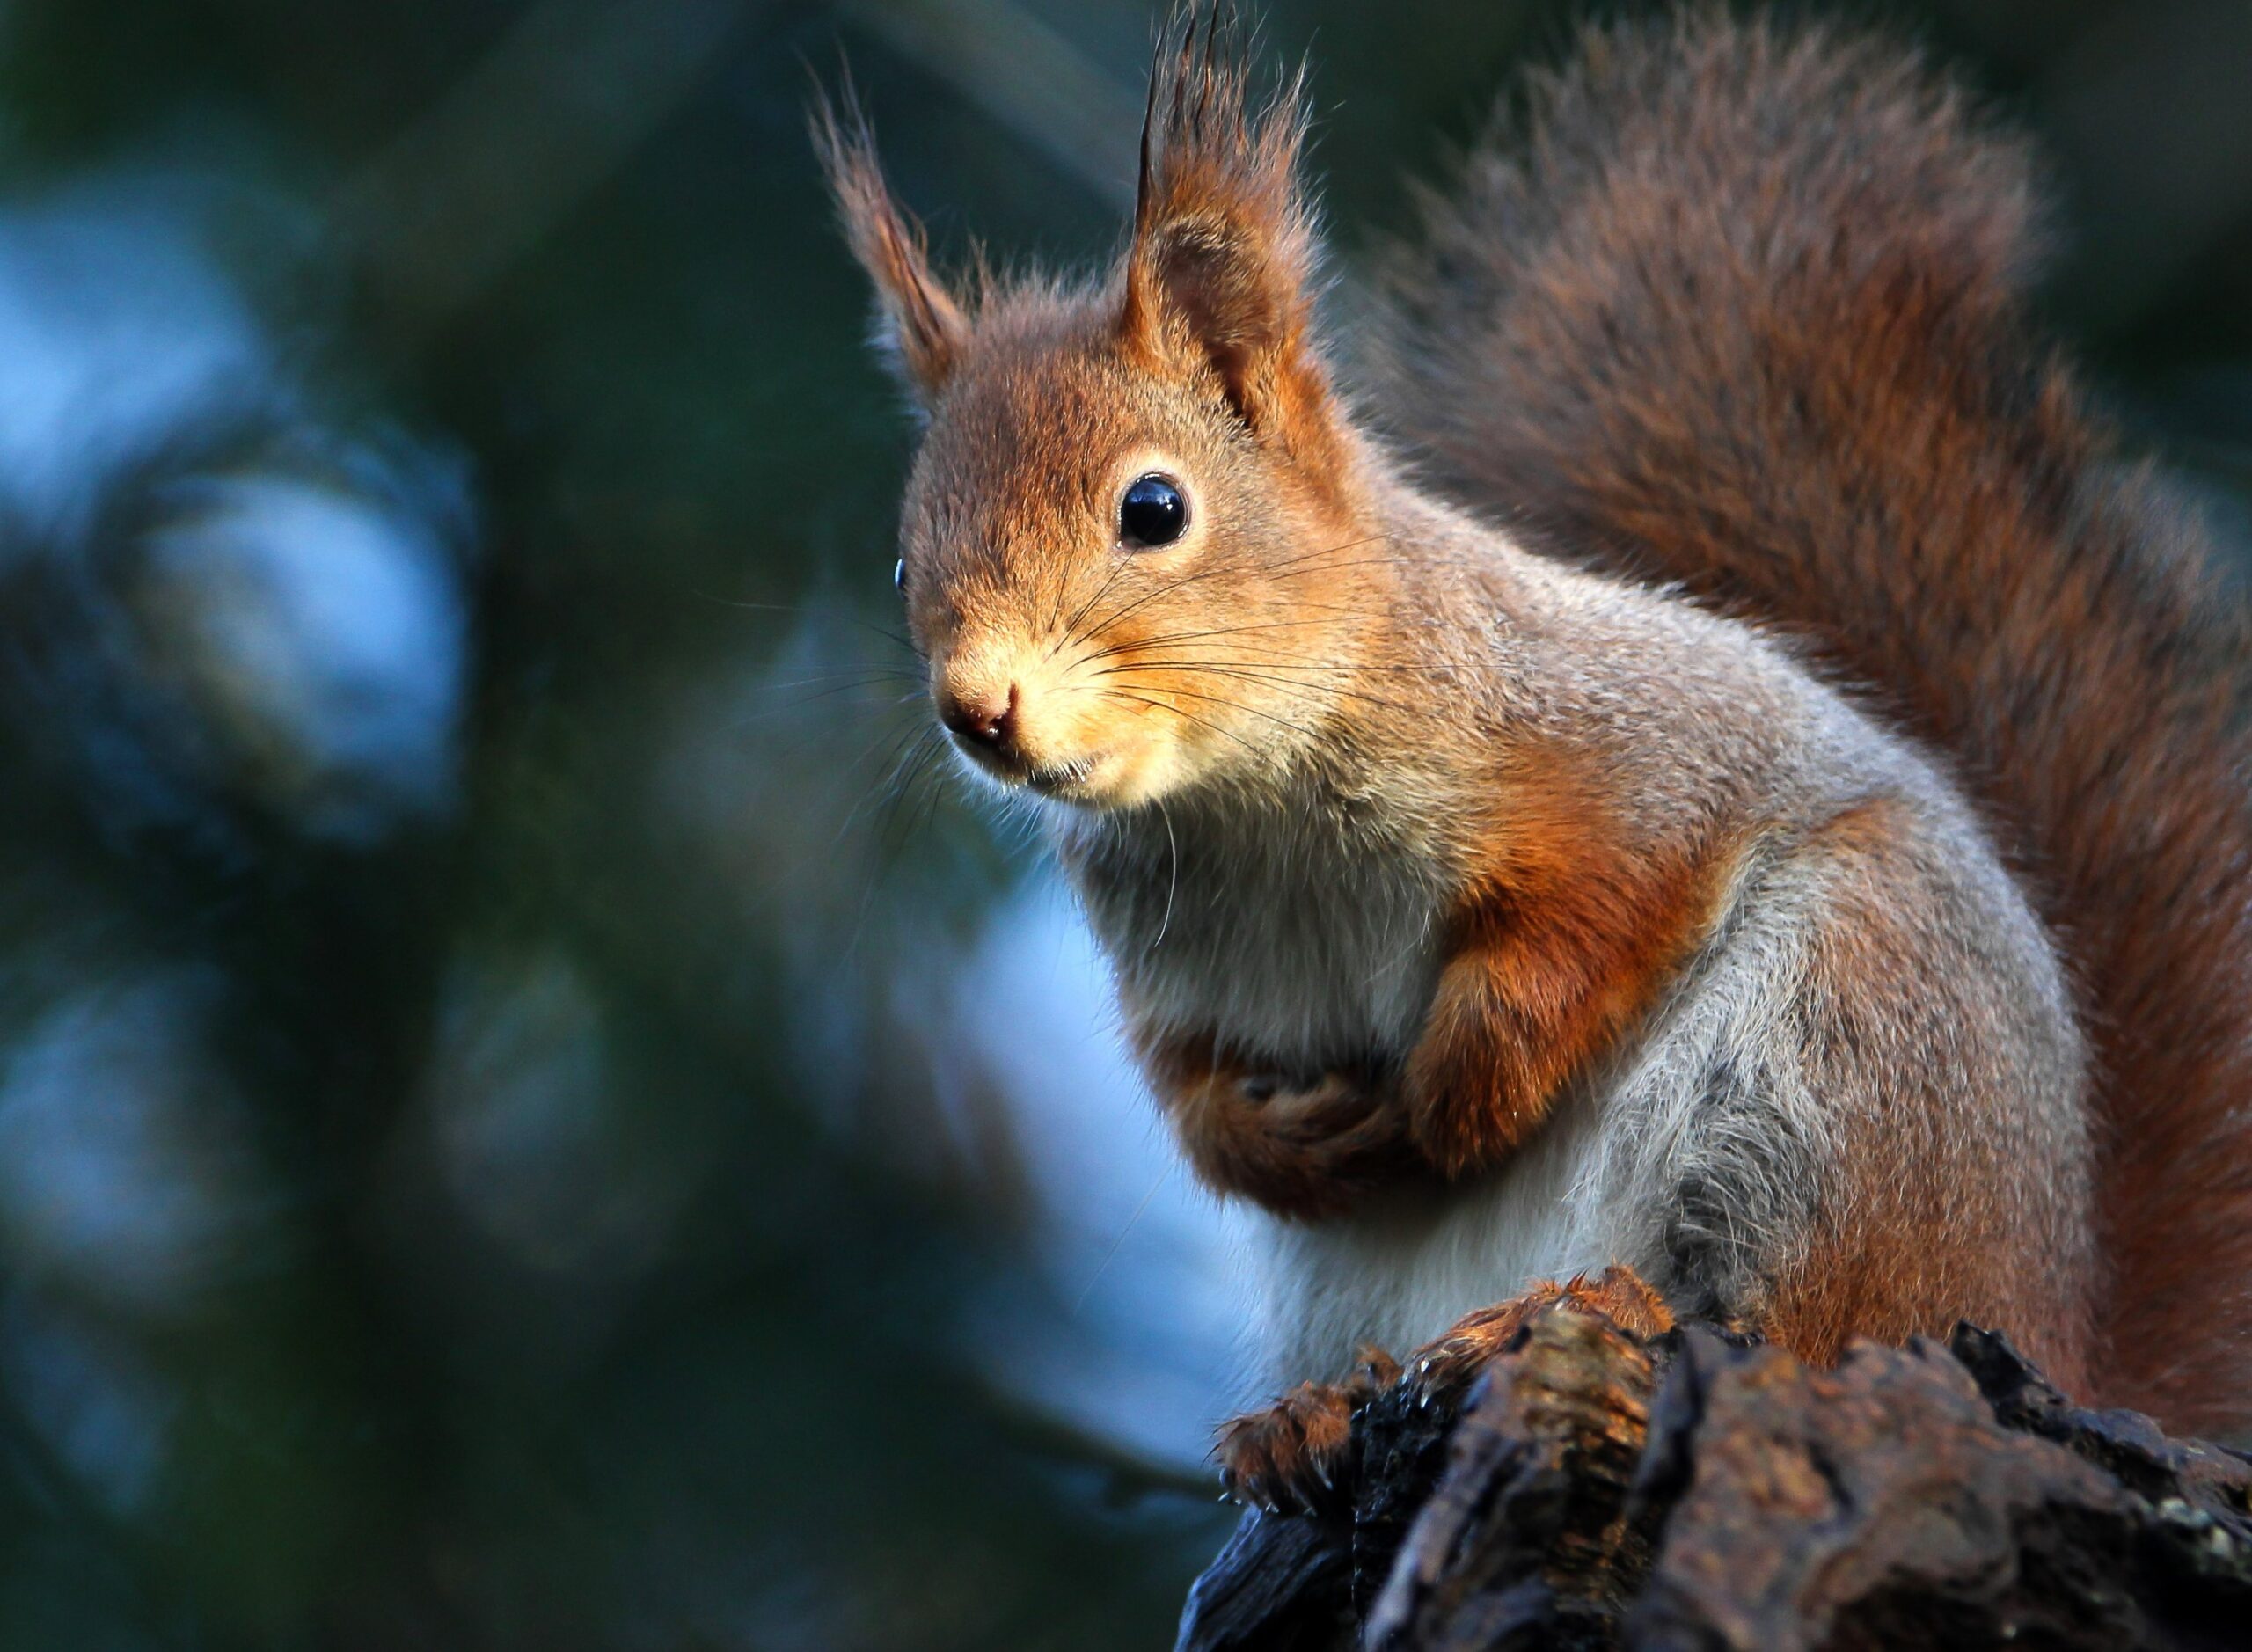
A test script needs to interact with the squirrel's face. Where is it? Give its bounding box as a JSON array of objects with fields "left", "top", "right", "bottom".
[
  {"left": 821, "top": 12, "right": 1353, "bottom": 809},
  {"left": 894, "top": 318, "right": 1370, "bottom": 809}
]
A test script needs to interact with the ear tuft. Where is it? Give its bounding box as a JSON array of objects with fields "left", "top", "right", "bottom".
[
  {"left": 811, "top": 81, "right": 970, "bottom": 406},
  {"left": 1122, "top": 3, "right": 1328, "bottom": 451}
]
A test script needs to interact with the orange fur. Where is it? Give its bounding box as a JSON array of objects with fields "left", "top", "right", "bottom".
[
  {"left": 809, "top": 85, "right": 968, "bottom": 400},
  {"left": 1380, "top": 12, "right": 2251, "bottom": 1434},
  {"left": 1118, "top": 4, "right": 1341, "bottom": 479},
  {"left": 820, "top": 4, "right": 2232, "bottom": 1459},
  {"left": 1140, "top": 768, "right": 1741, "bottom": 1207},
  {"left": 1410, "top": 769, "right": 1743, "bottom": 1177},
  {"left": 1137, "top": 1029, "right": 1422, "bottom": 1220}
]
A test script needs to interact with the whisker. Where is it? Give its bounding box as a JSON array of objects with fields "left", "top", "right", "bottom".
[
  {"left": 1079, "top": 616, "right": 1377, "bottom": 662},
  {"left": 1071, "top": 1160, "right": 1173, "bottom": 1315},
  {"left": 1093, "top": 686, "right": 1264, "bottom": 757},
  {"left": 1065, "top": 531, "right": 1516, "bottom": 657},
  {"left": 1094, "top": 652, "right": 1451, "bottom": 680},
  {"left": 1050, "top": 549, "right": 1139, "bottom": 657},
  {"left": 730, "top": 679, "right": 925, "bottom": 732},
  {"left": 696, "top": 594, "right": 923, "bottom": 657},
  {"left": 1118, "top": 682, "right": 1323, "bottom": 740},
  {"left": 879, "top": 732, "right": 952, "bottom": 862},
  {"left": 833, "top": 714, "right": 943, "bottom": 845},
  {"left": 1152, "top": 800, "right": 1179, "bottom": 954},
  {"left": 1096, "top": 662, "right": 1424, "bottom": 715},
  {"left": 1074, "top": 532, "right": 1393, "bottom": 647},
  {"left": 842, "top": 726, "right": 953, "bottom": 962},
  {"left": 757, "top": 666, "right": 925, "bottom": 690}
]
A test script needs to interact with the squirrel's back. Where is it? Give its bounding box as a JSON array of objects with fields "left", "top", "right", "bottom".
[{"left": 1376, "top": 13, "right": 2252, "bottom": 1436}]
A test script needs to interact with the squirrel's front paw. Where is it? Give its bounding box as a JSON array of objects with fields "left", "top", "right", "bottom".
[
  {"left": 1215, "top": 1348, "right": 1400, "bottom": 1517},
  {"left": 1177, "top": 1069, "right": 1418, "bottom": 1217}
]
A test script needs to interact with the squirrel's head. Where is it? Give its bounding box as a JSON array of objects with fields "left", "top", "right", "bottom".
[{"left": 816, "top": 6, "right": 1386, "bottom": 811}]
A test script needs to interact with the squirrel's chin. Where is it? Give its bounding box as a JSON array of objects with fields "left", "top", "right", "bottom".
[
  {"left": 951, "top": 726, "right": 1229, "bottom": 811},
  {"left": 1020, "top": 744, "right": 1198, "bottom": 812},
  {"left": 1022, "top": 751, "right": 1152, "bottom": 810}
]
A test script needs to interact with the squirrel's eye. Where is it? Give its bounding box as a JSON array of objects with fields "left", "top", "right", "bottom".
[
  {"left": 1119, "top": 474, "right": 1188, "bottom": 548},
  {"left": 894, "top": 558, "right": 904, "bottom": 593}
]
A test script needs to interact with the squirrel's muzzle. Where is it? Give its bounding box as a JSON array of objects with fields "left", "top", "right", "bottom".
[{"left": 940, "top": 681, "right": 1019, "bottom": 755}]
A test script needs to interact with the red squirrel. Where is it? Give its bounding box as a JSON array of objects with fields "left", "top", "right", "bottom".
[{"left": 816, "top": 5, "right": 2252, "bottom": 1509}]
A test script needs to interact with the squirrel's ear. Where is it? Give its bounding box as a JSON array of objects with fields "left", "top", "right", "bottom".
[
  {"left": 812, "top": 87, "right": 970, "bottom": 406},
  {"left": 1121, "top": 6, "right": 1331, "bottom": 458}
]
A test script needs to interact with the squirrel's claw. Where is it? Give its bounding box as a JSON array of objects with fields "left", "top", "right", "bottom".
[{"left": 1213, "top": 1378, "right": 1358, "bottom": 1519}]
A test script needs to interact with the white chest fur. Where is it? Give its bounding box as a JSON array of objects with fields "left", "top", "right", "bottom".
[
  {"left": 1062, "top": 789, "right": 1450, "bottom": 1076},
  {"left": 1248, "top": 1099, "right": 1609, "bottom": 1383},
  {"left": 1055, "top": 787, "right": 1614, "bottom": 1389}
]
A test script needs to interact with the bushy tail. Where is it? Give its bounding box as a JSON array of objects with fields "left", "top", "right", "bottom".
[{"left": 1375, "top": 12, "right": 2252, "bottom": 1436}]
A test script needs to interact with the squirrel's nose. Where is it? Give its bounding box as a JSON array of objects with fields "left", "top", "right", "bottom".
[{"left": 941, "top": 683, "right": 1019, "bottom": 750}]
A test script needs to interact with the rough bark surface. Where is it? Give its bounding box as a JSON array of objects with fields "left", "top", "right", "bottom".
[{"left": 1176, "top": 1309, "right": 2252, "bottom": 1651}]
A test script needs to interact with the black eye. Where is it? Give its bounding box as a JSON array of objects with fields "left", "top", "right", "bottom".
[
  {"left": 894, "top": 558, "right": 904, "bottom": 593},
  {"left": 1119, "top": 474, "right": 1188, "bottom": 548}
]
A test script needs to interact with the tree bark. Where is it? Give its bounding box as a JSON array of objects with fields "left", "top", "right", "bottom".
[{"left": 1177, "top": 1309, "right": 2252, "bottom": 1651}]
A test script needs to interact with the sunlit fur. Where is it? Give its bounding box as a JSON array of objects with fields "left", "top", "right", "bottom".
[
  {"left": 806, "top": 4, "right": 2252, "bottom": 1439},
  {"left": 1378, "top": 13, "right": 2252, "bottom": 1437},
  {"left": 890, "top": 301, "right": 1373, "bottom": 810}
]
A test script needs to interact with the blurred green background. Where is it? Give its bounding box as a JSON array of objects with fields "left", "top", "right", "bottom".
[{"left": 0, "top": 2, "right": 2243, "bottom": 1648}]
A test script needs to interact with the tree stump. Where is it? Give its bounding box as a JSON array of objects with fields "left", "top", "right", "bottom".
[{"left": 1176, "top": 1310, "right": 2252, "bottom": 1650}]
